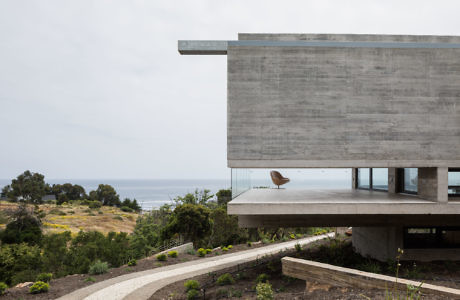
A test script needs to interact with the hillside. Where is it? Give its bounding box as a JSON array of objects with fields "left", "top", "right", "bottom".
[{"left": 0, "top": 201, "right": 139, "bottom": 234}]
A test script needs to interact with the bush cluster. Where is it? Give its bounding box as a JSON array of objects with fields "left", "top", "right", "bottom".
[
  {"left": 88, "top": 260, "right": 109, "bottom": 275},
  {"left": 168, "top": 250, "right": 178, "bottom": 258},
  {"left": 256, "top": 282, "right": 273, "bottom": 300},
  {"left": 127, "top": 259, "right": 137, "bottom": 266},
  {"left": 256, "top": 273, "right": 270, "bottom": 284},
  {"left": 197, "top": 248, "right": 207, "bottom": 257},
  {"left": 36, "top": 272, "right": 52, "bottom": 283},
  {"left": 216, "top": 273, "right": 235, "bottom": 286},
  {"left": 0, "top": 282, "right": 7, "bottom": 295},
  {"left": 184, "top": 280, "right": 200, "bottom": 300},
  {"left": 29, "top": 281, "right": 49, "bottom": 294},
  {"left": 156, "top": 254, "right": 167, "bottom": 261}
]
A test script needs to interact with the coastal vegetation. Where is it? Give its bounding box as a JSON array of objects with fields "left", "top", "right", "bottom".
[{"left": 0, "top": 170, "right": 315, "bottom": 295}]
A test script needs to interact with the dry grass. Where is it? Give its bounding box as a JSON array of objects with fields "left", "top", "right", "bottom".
[{"left": 0, "top": 201, "right": 139, "bottom": 234}]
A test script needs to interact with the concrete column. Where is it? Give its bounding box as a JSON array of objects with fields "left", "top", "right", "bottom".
[
  {"left": 352, "top": 168, "right": 358, "bottom": 189},
  {"left": 418, "top": 167, "right": 448, "bottom": 202},
  {"left": 388, "top": 168, "right": 398, "bottom": 194},
  {"left": 352, "top": 227, "right": 403, "bottom": 262}
]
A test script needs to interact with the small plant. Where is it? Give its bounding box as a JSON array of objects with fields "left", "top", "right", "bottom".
[
  {"left": 156, "top": 253, "right": 167, "bottom": 261},
  {"left": 206, "top": 248, "right": 212, "bottom": 254},
  {"left": 231, "top": 288, "right": 242, "bottom": 298},
  {"left": 85, "top": 276, "right": 96, "bottom": 282},
  {"left": 68, "top": 210, "right": 75, "bottom": 214},
  {"left": 0, "top": 282, "right": 7, "bottom": 295},
  {"left": 296, "top": 233, "right": 303, "bottom": 238},
  {"left": 227, "top": 245, "right": 233, "bottom": 249},
  {"left": 187, "top": 289, "right": 199, "bottom": 300},
  {"left": 358, "top": 261, "right": 382, "bottom": 274},
  {"left": 36, "top": 272, "right": 52, "bottom": 283},
  {"left": 98, "top": 210, "right": 103, "bottom": 214},
  {"left": 295, "top": 243, "right": 302, "bottom": 252},
  {"left": 88, "top": 201, "right": 102, "bottom": 209},
  {"left": 247, "top": 241, "right": 252, "bottom": 247},
  {"left": 113, "top": 215, "right": 123, "bottom": 221},
  {"left": 222, "top": 247, "right": 229, "bottom": 251},
  {"left": 216, "top": 288, "right": 229, "bottom": 298},
  {"left": 168, "top": 250, "right": 178, "bottom": 258},
  {"left": 256, "top": 282, "right": 273, "bottom": 300},
  {"left": 235, "top": 272, "right": 248, "bottom": 280},
  {"left": 89, "top": 260, "right": 109, "bottom": 275},
  {"left": 127, "top": 259, "right": 137, "bottom": 266},
  {"left": 262, "top": 238, "right": 271, "bottom": 244},
  {"left": 290, "top": 233, "right": 296, "bottom": 239},
  {"left": 186, "top": 248, "right": 196, "bottom": 255},
  {"left": 184, "top": 279, "right": 200, "bottom": 291},
  {"left": 29, "top": 281, "right": 49, "bottom": 294},
  {"left": 256, "top": 273, "right": 270, "bottom": 284},
  {"left": 197, "top": 248, "right": 207, "bottom": 257},
  {"left": 217, "top": 273, "right": 235, "bottom": 286},
  {"left": 121, "top": 206, "right": 133, "bottom": 212}
]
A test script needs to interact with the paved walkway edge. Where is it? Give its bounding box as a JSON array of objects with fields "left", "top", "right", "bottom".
[{"left": 58, "top": 233, "right": 334, "bottom": 300}]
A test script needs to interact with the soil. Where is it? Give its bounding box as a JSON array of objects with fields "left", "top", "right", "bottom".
[
  {"left": 153, "top": 238, "right": 458, "bottom": 300},
  {"left": 0, "top": 240, "right": 270, "bottom": 299}
]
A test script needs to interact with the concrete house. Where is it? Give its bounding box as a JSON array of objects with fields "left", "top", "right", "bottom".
[{"left": 179, "top": 33, "right": 460, "bottom": 261}]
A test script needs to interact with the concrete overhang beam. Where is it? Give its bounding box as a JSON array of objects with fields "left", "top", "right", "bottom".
[{"left": 178, "top": 40, "right": 228, "bottom": 55}]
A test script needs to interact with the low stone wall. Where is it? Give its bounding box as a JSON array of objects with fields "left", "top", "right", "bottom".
[
  {"left": 157, "top": 242, "right": 193, "bottom": 255},
  {"left": 282, "top": 257, "right": 460, "bottom": 299}
]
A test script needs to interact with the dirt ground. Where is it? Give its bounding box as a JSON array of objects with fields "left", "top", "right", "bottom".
[{"left": 0, "top": 240, "right": 271, "bottom": 299}]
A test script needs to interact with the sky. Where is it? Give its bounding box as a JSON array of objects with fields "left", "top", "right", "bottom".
[{"left": 1, "top": 0, "right": 460, "bottom": 180}]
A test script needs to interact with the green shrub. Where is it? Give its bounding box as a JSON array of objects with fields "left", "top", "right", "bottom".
[
  {"left": 186, "top": 248, "right": 196, "bottom": 255},
  {"left": 113, "top": 215, "right": 123, "bottom": 221},
  {"left": 98, "top": 210, "right": 103, "bottom": 214},
  {"left": 206, "top": 248, "right": 212, "bottom": 254},
  {"left": 295, "top": 243, "right": 302, "bottom": 253},
  {"left": 216, "top": 288, "right": 229, "bottom": 298},
  {"left": 88, "top": 201, "right": 102, "bottom": 209},
  {"left": 49, "top": 209, "right": 66, "bottom": 216},
  {"left": 227, "top": 245, "right": 233, "bottom": 249},
  {"left": 187, "top": 288, "right": 199, "bottom": 300},
  {"left": 290, "top": 233, "right": 296, "bottom": 239},
  {"left": 85, "top": 276, "right": 96, "bottom": 282},
  {"left": 156, "top": 253, "right": 167, "bottom": 261},
  {"left": 262, "top": 238, "right": 271, "bottom": 244},
  {"left": 197, "top": 248, "right": 207, "bottom": 257},
  {"left": 256, "top": 282, "right": 273, "bottom": 300},
  {"left": 121, "top": 206, "right": 133, "bottom": 213},
  {"left": 247, "top": 242, "right": 252, "bottom": 247},
  {"left": 231, "top": 289, "right": 242, "bottom": 297},
  {"left": 68, "top": 210, "right": 75, "bottom": 214},
  {"left": 36, "top": 272, "right": 52, "bottom": 283},
  {"left": 0, "top": 282, "right": 7, "bottom": 295},
  {"left": 296, "top": 233, "right": 302, "bottom": 238},
  {"left": 89, "top": 260, "right": 109, "bottom": 275},
  {"left": 29, "top": 281, "right": 49, "bottom": 294},
  {"left": 216, "top": 273, "right": 235, "bottom": 286},
  {"left": 184, "top": 279, "right": 200, "bottom": 291},
  {"left": 256, "top": 273, "right": 270, "bottom": 284},
  {"left": 168, "top": 250, "right": 178, "bottom": 258},
  {"left": 127, "top": 259, "right": 137, "bottom": 266},
  {"left": 222, "top": 247, "right": 228, "bottom": 251},
  {"left": 358, "top": 261, "right": 382, "bottom": 274}
]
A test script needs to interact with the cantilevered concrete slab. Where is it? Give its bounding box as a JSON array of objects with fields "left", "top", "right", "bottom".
[
  {"left": 178, "top": 40, "right": 227, "bottom": 55},
  {"left": 228, "top": 189, "right": 460, "bottom": 227}
]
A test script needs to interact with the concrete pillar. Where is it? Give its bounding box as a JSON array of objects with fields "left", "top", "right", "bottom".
[
  {"left": 352, "top": 227, "right": 403, "bottom": 262},
  {"left": 388, "top": 168, "right": 398, "bottom": 194},
  {"left": 418, "top": 167, "right": 448, "bottom": 202},
  {"left": 352, "top": 168, "right": 358, "bottom": 189}
]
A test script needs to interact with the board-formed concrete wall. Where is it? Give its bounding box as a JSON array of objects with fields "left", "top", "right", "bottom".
[{"left": 227, "top": 34, "right": 460, "bottom": 168}]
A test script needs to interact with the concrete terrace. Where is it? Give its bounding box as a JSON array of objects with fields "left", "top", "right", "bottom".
[{"left": 228, "top": 189, "right": 460, "bottom": 227}]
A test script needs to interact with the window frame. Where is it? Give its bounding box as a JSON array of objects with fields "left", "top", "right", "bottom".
[
  {"left": 449, "top": 168, "right": 460, "bottom": 198},
  {"left": 356, "top": 168, "right": 388, "bottom": 192}
]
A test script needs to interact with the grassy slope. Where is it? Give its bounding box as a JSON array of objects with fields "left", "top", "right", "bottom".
[{"left": 0, "top": 201, "right": 139, "bottom": 234}]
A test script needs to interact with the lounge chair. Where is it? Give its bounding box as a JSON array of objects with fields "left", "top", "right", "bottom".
[{"left": 270, "top": 171, "right": 290, "bottom": 189}]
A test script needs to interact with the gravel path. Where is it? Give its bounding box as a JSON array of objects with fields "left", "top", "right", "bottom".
[{"left": 58, "top": 233, "right": 334, "bottom": 300}]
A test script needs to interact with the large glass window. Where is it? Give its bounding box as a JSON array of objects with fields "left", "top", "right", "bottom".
[
  {"left": 357, "top": 168, "right": 370, "bottom": 189},
  {"left": 372, "top": 168, "right": 388, "bottom": 191},
  {"left": 403, "top": 168, "right": 418, "bottom": 193},
  {"left": 449, "top": 169, "right": 460, "bottom": 196},
  {"left": 231, "top": 168, "right": 251, "bottom": 198},
  {"left": 404, "top": 227, "right": 460, "bottom": 249}
]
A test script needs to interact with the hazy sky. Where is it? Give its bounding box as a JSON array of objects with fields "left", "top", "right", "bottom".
[{"left": 1, "top": 1, "right": 460, "bottom": 180}]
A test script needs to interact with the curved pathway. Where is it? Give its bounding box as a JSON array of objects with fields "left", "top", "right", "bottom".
[{"left": 58, "top": 233, "right": 334, "bottom": 300}]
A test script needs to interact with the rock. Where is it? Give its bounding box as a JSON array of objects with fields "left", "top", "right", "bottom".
[{"left": 14, "top": 282, "right": 33, "bottom": 288}]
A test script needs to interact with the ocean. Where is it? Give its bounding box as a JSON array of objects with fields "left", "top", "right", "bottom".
[{"left": 0, "top": 177, "right": 350, "bottom": 210}]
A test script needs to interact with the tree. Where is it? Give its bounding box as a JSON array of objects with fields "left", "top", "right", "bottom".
[
  {"left": 0, "top": 205, "right": 42, "bottom": 245},
  {"left": 162, "top": 204, "right": 212, "bottom": 246},
  {"left": 173, "top": 189, "right": 213, "bottom": 206},
  {"left": 51, "top": 183, "right": 87, "bottom": 203},
  {"left": 121, "top": 198, "right": 141, "bottom": 212},
  {"left": 5, "top": 170, "right": 46, "bottom": 203},
  {"left": 89, "top": 184, "right": 120, "bottom": 207},
  {"left": 216, "top": 189, "right": 232, "bottom": 206},
  {"left": 207, "top": 207, "right": 247, "bottom": 247}
]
